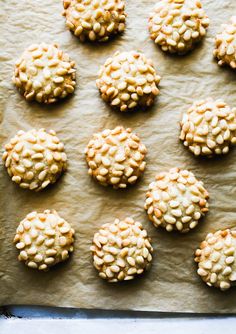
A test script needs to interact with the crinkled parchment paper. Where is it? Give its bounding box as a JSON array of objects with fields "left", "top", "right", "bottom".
[{"left": 1, "top": 0, "right": 236, "bottom": 313}]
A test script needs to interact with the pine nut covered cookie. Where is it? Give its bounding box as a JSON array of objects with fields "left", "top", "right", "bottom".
[
  {"left": 96, "top": 51, "right": 161, "bottom": 112},
  {"left": 14, "top": 210, "right": 75, "bottom": 271},
  {"left": 214, "top": 16, "right": 236, "bottom": 69},
  {"left": 2, "top": 129, "right": 67, "bottom": 191},
  {"left": 63, "top": 0, "right": 126, "bottom": 42},
  {"left": 145, "top": 168, "right": 209, "bottom": 233},
  {"left": 85, "top": 126, "right": 147, "bottom": 188},
  {"left": 13, "top": 43, "right": 76, "bottom": 104},
  {"left": 148, "top": 0, "right": 209, "bottom": 54},
  {"left": 91, "top": 217, "right": 153, "bottom": 282},
  {"left": 195, "top": 229, "right": 236, "bottom": 291},
  {"left": 180, "top": 98, "right": 236, "bottom": 157}
]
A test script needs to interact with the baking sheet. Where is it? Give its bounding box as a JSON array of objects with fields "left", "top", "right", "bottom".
[
  {"left": 2, "top": 318, "right": 236, "bottom": 334},
  {"left": 1, "top": 0, "right": 236, "bottom": 313}
]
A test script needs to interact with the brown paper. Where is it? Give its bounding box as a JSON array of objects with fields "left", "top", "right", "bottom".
[{"left": 1, "top": 0, "right": 236, "bottom": 313}]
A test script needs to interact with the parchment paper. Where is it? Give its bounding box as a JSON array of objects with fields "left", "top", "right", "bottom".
[{"left": 1, "top": 0, "right": 236, "bottom": 313}]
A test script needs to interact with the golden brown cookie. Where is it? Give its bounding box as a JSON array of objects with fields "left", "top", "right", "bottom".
[
  {"left": 85, "top": 126, "right": 147, "bottom": 188},
  {"left": 145, "top": 168, "right": 209, "bottom": 233},
  {"left": 96, "top": 51, "right": 161, "bottom": 112},
  {"left": 63, "top": 0, "right": 126, "bottom": 42},
  {"left": 91, "top": 217, "right": 153, "bottom": 282},
  {"left": 214, "top": 16, "right": 236, "bottom": 69},
  {"left": 2, "top": 129, "right": 67, "bottom": 191},
  {"left": 149, "top": 0, "right": 209, "bottom": 54},
  {"left": 14, "top": 210, "right": 75, "bottom": 271},
  {"left": 180, "top": 98, "right": 236, "bottom": 157},
  {"left": 13, "top": 43, "right": 76, "bottom": 103},
  {"left": 195, "top": 229, "right": 236, "bottom": 291}
]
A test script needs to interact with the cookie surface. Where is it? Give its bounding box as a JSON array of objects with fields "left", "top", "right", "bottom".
[
  {"left": 13, "top": 43, "right": 76, "bottom": 104},
  {"left": 195, "top": 229, "right": 236, "bottom": 291},
  {"left": 2, "top": 129, "right": 67, "bottom": 191},
  {"left": 214, "top": 16, "right": 236, "bottom": 69},
  {"left": 91, "top": 217, "right": 153, "bottom": 282},
  {"left": 145, "top": 168, "right": 209, "bottom": 233},
  {"left": 14, "top": 210, "right": 75, "bottom": 271},
  {"left": 63, "top": 0, "right": 126, "bottom": 42},
  {"left": 180, "top": 98, "right": 236, "bottom": 157},
  {"left": 96, "top": 51, "right": 161, "bottom": 112},
  {"left": 148, "top": 0, "right": 209, "bottom": 54},
  {"left": 85, "top": 126, "right": 147, "bottom": 188}
]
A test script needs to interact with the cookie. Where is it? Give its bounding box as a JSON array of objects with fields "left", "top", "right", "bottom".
[
  {"left": 91, "top": 217, "right": 153, "bottom": 282},
  {"left": 214, "top": 16, "right": 236, "bottom": 69},
  {"left": 96, "top": 51, "right": 161, "bottom": 112},
  {"left": 145, "top": 168, "right": 209, "bottom": 233},
  {"left": 14, "top": 210, "right": 75, "bottom": 271},
  {"left": 85, "top": 126, "right": 147, "bottom": 188},
  {"left": 149, "top": 0, "right": 209, "bottom": 54},
  {"left": 195, "top": 229, "right": 236, "bottom": 290},
  {"left": 2, "top": 129, "right": 67, "bottom": 191},
  {"left": 13, "top": 43, "right": 76, "bottom": 103},
  {"left": 180, "top": 98, "right": 236, "bottom": 157},
  {"left": 63, "top": 0, "right": 126, "bottom": 42}
]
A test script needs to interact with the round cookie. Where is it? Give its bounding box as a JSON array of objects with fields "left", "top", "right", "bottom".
[
  {"left": 85, "top": 126, "right": 147, "bottom": 188},
  {"left": 63, "top": 0, "right": 126, "bottom": 42},
  {"left": 2, "top": 129, "right": 67, "bottom": 191},
  {"left": 13, "top": 43, "right": 76, "bottom": 103},
  {"left": 96, "top": 51, "right": 161, "bottom": 112},
  {"left": 144, "top": 168, "right": 209, "bottom": 233},
  {"left": 180, "top": 98, "right": 236, "bottom": 157},
  {"left": 213, "top": 16, "right": 236, "bottom": 69},
  {"left": 195, "top": 229, "right": 236, "bottom": 291},
  {"left": 14, "top": 210, "right": 75, "bottom": 271},
  {"left": 148, "top": 0, "right": 210, "bottom": 54},
  {"left": 91, "top": 217, "right": 153, "bottom": 282}
]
